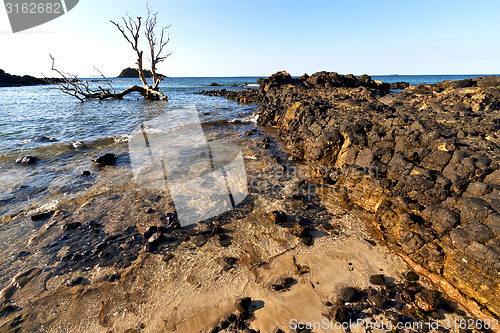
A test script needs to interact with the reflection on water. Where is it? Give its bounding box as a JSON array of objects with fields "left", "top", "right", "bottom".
[{"left": 0, "top": 77, "right": 258, "bottom": 296}]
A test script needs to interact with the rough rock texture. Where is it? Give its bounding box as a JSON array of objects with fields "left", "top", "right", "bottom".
[
  {"left": 0, "top": 69, "right": 63, "bottom": 87},
  {"left": 205, "top": 71, "right": 500, "bottom": 318}
]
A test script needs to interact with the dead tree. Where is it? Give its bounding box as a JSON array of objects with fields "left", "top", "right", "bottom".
[{"left": 50, "top": 8, "right": 170, "bottom": 101}]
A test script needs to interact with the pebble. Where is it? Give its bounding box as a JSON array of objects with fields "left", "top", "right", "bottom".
[
  {"left": 405, "top": 271, "right": 419, "bottom": 282},
  {"left": 145, "top": 232, "right": 164, "bottom": 252},
  {"left": 414, "top": 291, "right": 438, "bottom": 312},
  {"left": 268, "top": 210, "right": 287, "bottom": 225},
  {"left": 236, "top": 297, "right": 252, "bottom": 312},
  {"left": 369, "top": 274, "right": 385, "bottom": 285},
  {"left": 15, "top": 156, "right": 38, "bottom": 164},
  {"left": 148, "top": 232, "right": 164, "bottom": 246},
  {"left": 143, "top": 226, "right": 158, "bottom": 240},
  {"left": 218, "top": 234, "right": 231, "bottom": 247},
  {"left": 328, "top": 302, "right": 348, "bottom": 322},
  {"left": 66, "top": 276, "right": 84, "bottom": 287},
  {"left": 367, "top": 294, "right": 387, "bottom": 309},
  {"left": 62, "top": 222, "right": 81, "bottom": 231},
  {"left": 227, "top": 313, "right": 237, "bottom": 323},
  {"left": 30, "top": 211, "right": 54, "bottom": 221},
  {"left": 339, "top": 287, "right": 358, "bottom": 302},
  {"left": 108, "top": 273, "right": 121, "bottom": 282},
  {"left": 81, "top": 170, "right": 92, "bottom": 176},
  {"left": 92, "top": 153, "right": 116, "bottom": 166},
  {"left": 194, "top": 235, "right": 207, "bottom": 247}
]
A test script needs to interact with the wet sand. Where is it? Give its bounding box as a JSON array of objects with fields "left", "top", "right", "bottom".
[{"left": 0, "top": 120, "right": 484, "bottom": 332}]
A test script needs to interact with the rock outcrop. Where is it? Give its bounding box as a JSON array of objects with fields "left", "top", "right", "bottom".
[
  {"left": 204, "top": 71, "right": 500, "bottom": 318},
  {"left": 117, "top": 67, "right": 165, "bottom": 78},
  {"left": 0, "top": 69, "right": 63, "bottom": 87}
]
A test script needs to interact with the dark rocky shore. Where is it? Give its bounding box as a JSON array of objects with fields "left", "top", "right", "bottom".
[
  {"left": 202, "top": 71, "right": 500, "bottom": 320},
  {"left": 0, "top": 69, "right": 64, "bottom": 87}
]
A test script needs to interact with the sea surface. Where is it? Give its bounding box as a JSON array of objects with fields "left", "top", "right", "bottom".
[{"left": 0, "top": 74, "right": 493, "bottom": 220}]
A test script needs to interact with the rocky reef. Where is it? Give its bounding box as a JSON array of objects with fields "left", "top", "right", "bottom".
[
  {"left": 0, "top": 69, "right": 63, "bottom": 87},
  {"left": 203, "top": 71, "right": 500, "bottom": 319}
]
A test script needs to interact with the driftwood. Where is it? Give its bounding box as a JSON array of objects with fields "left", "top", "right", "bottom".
[{"left": 50, "top": 8, "right": 170, "bottom": 102}]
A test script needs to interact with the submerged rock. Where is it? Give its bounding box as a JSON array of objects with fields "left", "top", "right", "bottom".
[
  {"left": 15, "top": 156, "right": 38, "bottom": 164},
  {"left": 92, "top": 153, "right": 116, "bottom": 166},
  {"left": 30, "top": 211, "right": 54, "bottom": 221}
]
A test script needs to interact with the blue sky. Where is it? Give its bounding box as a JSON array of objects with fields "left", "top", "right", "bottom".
[{"left": 1, "top": 0, "right": 499, "bottom": 77}]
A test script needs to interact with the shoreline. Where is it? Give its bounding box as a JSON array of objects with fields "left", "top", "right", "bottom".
[
  {"left": 202, "top": 71, "right": 500, "bottom": 322},
  {"left": 0, "top": 72, "right": 498, "bottom": 332},
  {"left": 0, "top": 110, "right": 490, "bottom": 333}
]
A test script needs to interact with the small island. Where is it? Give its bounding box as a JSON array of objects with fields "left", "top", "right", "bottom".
[{"left": 117, "top": 67, "right": 166, "bottom": 79}]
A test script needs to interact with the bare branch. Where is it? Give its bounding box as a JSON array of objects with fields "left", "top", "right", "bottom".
[
  {"left": 51, "top": 7, "right": 171, "bottom": 102},
  {"left": 145, "top": 6, "right": 171, "bottom": 89},
  {"left": 48, "top": 55, "right": 167, "bottom": 101},
  {"left": 93, "top": 66, "right": 116, "bottom": 95}
]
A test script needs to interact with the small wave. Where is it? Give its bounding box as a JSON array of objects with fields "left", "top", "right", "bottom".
[
  {"left": 244, "top": 84, "right": 259, "bottom": 87},
  {"left": 21, "top": 136, "right": 58, "bottom": 144},
  {"left": 244, "top": 155, "right": 258, "bottom": 160},
  {"left": 202, "top": 119, "right": 230, "bottom": 126},
  {"left": 113, "top": 134, "right": 131, "bottom": 143},
  {"left": 27, "top": 200, "right": 59, "bottom": 216},
  {"left": 228, "top": 114, "right": 258, "bottom": 124}
]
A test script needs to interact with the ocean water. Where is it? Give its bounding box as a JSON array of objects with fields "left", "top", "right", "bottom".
[
  {"left": 0, "top": 77, "right": 259, "bottom": 160},
  {"left": 371, "top": 74, "right": 498, "bottom": 85},
  {"left": 0, "top": 77, "right": 258, "bottom": 221},
  {"left": 0, "top": 74, "right": 494, "bottom": 160}
]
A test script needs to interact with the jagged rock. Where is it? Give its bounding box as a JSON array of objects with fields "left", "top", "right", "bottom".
[
  {"left": 92, "top": 153, "right": 116, "bottom": 166},
  {"left": 210, "top": 70, "right": 500, "bottom": 317},
  {"left": 328, "top": 302, "right": 348, "bottom": 322},
  {"left": 31, "top": 211, "right": 54, "bottom": 221},
  {"left": 405, "top": 271, "right": 419, "bottom": 282},
  {"left": 62, "top": 222, "right": 81, "bottom": 230},
  {"left": 414, "top": 291, "right": 438, "bottom": 312},
  {"left": 268, "top": 210, "right": 287, "bottom": 225},
  {"left": 15, "top": 156, "right": 38, "bottom": 164},
  {"left": 369, "top": 274, "right": 385, "bottom": 285},
  {"left": 339, "top": 287, "right": 358, "bottom": 302}
]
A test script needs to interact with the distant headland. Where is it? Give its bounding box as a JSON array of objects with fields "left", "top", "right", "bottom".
[
  {"left": 117, "top": 67, "right": 166, "bottom": 79},
  {"left": 0, "top": 69, "right": 63, "bottom": 87}
]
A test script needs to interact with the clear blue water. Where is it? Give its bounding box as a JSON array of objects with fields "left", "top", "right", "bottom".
[
  {"left": 371, "top": 74, "right": 498, "bottom": 85},
  {"left": 0, "top": 77, "right": 259, "bottom": 160}
]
